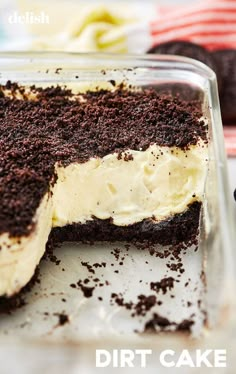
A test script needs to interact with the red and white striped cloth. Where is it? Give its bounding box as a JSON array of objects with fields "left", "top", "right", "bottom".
[
  {"left": 224, "top": 126, "right": 236, "bottom": 156},
  {"left": 147, "top": 0, "right": 236, "bottom": 156},
  {"left": 150, "top": 0, "right": 236, "bottom": 51}
]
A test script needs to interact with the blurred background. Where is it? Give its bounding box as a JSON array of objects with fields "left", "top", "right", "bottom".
[
  {"left": 0, "top": 0, "right": 211, "bottom": 53},
  {"left": 0, "top": 0, "right": 173, "bottom": 53}
]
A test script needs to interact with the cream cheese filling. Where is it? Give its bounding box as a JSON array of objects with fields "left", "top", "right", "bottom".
[
  {"left": 52, "top": 143, "right": 208, "bottom": 226},
  {"left": 0, "top": 143, "right": 208, "bottom": 296},
  {"left": 0, "top": 194, "right": 52, "bottom": 297}
]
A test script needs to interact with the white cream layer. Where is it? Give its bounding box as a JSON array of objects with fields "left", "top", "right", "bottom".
[
  {"left": 52, "top": 143, "right": 208, "bottom": 226},
  {"left": 0, "top": 143, "right": 208, "bottom": 296}
]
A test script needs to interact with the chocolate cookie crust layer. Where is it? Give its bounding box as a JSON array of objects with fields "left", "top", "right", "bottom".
[
  {"left": 0, "top": 82, "right": 207, "bottom": 237},
  {"left": 49, "top": 202, "right": 201, "bottom": 247}
]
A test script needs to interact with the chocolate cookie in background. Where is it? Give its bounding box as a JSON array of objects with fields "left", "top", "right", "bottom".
[
  {"left": 147, "top": 41, "right": 236, "bottom": 124},
  {"left": 147, "top": 41, "right": 218, "bottom": 104},
  {"left": 148, "top": 41, "right": 217, "bottom": 72},
  {"left": 212, "top": 50, "right": 236, "bottom": 124}
]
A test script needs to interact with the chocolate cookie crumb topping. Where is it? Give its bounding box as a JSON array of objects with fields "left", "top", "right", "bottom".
[{"left": 0, "top": 82, "right": 206, "bottom": 237}]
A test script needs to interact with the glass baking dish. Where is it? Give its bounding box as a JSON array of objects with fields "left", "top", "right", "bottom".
[{"left": 0, "top": 53, "right": 235, "bottom": 372}]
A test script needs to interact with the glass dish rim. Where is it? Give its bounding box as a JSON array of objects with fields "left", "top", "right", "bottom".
[
  {"left": 0, "top": 51, "right": 216, "bottom": 78},
  {"left": 0, "top": 51, "right": 232, "bottom": 244},
  {"left": 0, "top": 51, "right": 233, "bottom": 282},
  {"left": 0, "top": 51, "right": 234, "bottom": 348}
]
